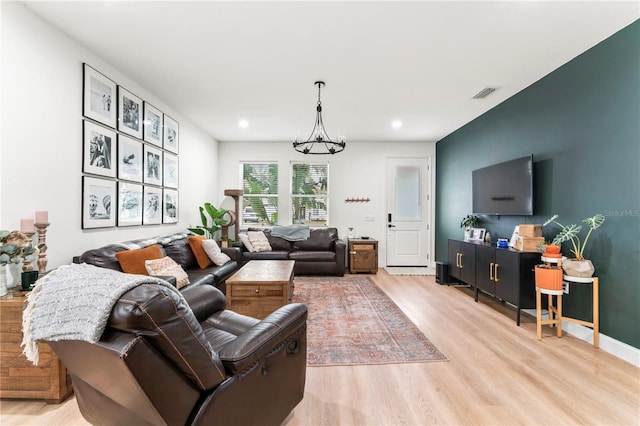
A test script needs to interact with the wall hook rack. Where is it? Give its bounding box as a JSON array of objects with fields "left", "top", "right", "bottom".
[{"left": 345, "top": 197, "right": 370, "bottom": 203}]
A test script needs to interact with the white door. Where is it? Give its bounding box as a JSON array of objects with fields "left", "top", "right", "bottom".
[{"left": 386, "top": 158, "right": 430, "bottom": 266}]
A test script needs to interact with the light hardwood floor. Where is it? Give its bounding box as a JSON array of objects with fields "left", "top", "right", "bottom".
[{"left": 1, "top": 271, "right": 638, "bottom": 425}]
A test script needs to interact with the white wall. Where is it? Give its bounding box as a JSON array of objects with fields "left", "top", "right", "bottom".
[
  {"left": 0, "top": 2, "right": 219, "bottom": 269},
  {"left": 218, "top": 141, "right": 436, "bottom": 266}
]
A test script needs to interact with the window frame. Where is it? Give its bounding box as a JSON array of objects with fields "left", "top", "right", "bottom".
[
  {"left": 240, "top": 161, "right": 279, "bottom": 227},
  {"left": 290, "top": 161, "right": 329, "bottom": 226}
]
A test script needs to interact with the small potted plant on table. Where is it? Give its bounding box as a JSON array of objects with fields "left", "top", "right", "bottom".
[{"left": 460, "top": 214, "right": 479, "bottom": 241}]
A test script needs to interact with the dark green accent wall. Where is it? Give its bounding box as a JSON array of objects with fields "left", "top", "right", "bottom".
[{"left": 435, "top": 21, "right": 639, "bottom": 348}]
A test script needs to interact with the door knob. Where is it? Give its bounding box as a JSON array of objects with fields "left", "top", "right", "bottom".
[{"left": 388, "top": 224, "right": 396, "bottom": 228}]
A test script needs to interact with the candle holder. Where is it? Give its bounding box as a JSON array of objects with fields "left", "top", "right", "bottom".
[
  {"left": 35, "top": 223, "right": 49, "bottom": 277},
  {"left": 22, "top": 231, "right": 36, "bottom": 272}
]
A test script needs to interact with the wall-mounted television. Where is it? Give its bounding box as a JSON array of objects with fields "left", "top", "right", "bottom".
[{"left": 472, "top": 155, "right": 534, "bottom": 216}]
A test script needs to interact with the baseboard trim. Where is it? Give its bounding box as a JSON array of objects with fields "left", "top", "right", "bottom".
[{"left": 522, "top": 309, "right": 640, "bottom": 367}]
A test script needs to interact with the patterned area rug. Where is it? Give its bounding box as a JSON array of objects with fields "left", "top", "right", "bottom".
[{"left": 292, "top": 276, "right": 447, "bottom": 366}]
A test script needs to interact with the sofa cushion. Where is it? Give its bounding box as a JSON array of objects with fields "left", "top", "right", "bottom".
[
  {"left": 188, "top": 236, "right": 213, "bottom": 269},
  {"left": 289, "top": 251, "right": 336, "bottom": 262},
  {"left": 242, "top": 251, "right": 290, "bottom": 261},
  {"left": 238, "top": 234, "right": 255, "bottom": 252},
  {"left": 249, "top": 228, "right": 292, "bottom": 251},
  {"left": 247, "top": 231, "right": 271, "bottom": 252},
  {"left": 292, "top": 228, "right": 337, "bottom": 251},
  {"left": 115, "top": 244, "right": 164, "bottom": 275},
  {"left": 145, "top": 257, "right": 190, "bottom": 289},
  {"left": 202, "top": 239, "right": 231, "bottom": 266},
  {"left": 163, "top": 237, "right": 198, "bottom": 270}
]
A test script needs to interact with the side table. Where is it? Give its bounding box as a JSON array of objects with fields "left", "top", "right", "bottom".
[
  {"left": 0, "top": 288, "right": 73, "bottom": 403},
  {"left": 348, "top": 238, "right": 378, "bottom": 274}
]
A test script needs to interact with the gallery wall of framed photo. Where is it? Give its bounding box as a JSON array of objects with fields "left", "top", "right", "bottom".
[{"left": 81, "top": 63, "right": 180, "bottom": 229}]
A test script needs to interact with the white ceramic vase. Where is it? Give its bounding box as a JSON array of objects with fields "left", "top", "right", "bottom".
[
  {"left": 464, "top": 229, "right": 471, "bottom": 241},
  {"left": 0, "top": 267, "right": 7, "bottom": 296},
  {"left": 5, "top": 263, "right": 21, "bottom": 289}
]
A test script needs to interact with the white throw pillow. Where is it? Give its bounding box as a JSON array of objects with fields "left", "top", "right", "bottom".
[
  {"left": 239, "top": 233, "right": 256, "bottom": 252},
  {"left": 202, "top": 239, "right": 231, "bottom": 266},
  {"left": 247, "top": 231, "right": 272, "bottom": 252},
  {"left": 145, "top": 256, "right": 190, "bottom": 289}
]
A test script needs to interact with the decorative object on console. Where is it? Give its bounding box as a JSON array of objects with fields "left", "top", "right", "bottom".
[
  {"left": 1, "top": 230, "right": 38, "bottom": 289},
  {"left": 292, "top": 81, "right": 346, "bottom": 155},
  {"left": 514, "top": 223, "right": 544, "bottom": 252},
  {"left": 543, "top": 213, "right": 605, "bottom": 277},
  {"left": 460, "top": 214, "right": 479, "bottom": 241},
  {"left": 469, "top": 227, "right": 485, "bottom": 242}
]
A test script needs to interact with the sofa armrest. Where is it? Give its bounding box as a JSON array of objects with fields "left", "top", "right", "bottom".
[
  {"left": 151, "top": 275, "right": 177, "bottom": 287},
  {"left": 217, "top": 303, "right": 308, "bottom": 374},
  {"left": 335, "top": 239, "right": 346, "bottom": 275},
  {"left": 222, "top": 246, "right": 242, "bottom": 262}
]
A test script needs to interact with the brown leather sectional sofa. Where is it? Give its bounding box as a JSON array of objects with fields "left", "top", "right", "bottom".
[{"left": 235, "top": 227, "right": 346, "bottom": 276}]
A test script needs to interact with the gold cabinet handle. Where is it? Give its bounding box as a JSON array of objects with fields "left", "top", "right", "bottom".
[
  {"left": 490, "top": 262, "right": 494, "bottom": 281},
  {"left": 459, "top": 253, "right": 463, "bottom": 269},
  {"left": 494, "top": 264, "right": 499, "bottom": 282}
]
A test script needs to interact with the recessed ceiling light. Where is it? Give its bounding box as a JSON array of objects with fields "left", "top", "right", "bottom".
[
  {"left": 392, "top": 120, "right": 402, "bottom": 129},
  {"left": 238, "top": 119, "right": 249, "bottom": 128}
]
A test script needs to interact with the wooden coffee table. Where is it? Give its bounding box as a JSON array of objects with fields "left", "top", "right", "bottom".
[{"left": 226, "top": 260, "right": 295, "bottom": 319}]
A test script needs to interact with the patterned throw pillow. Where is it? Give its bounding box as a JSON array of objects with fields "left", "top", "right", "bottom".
[
  {"left": 115, "top": 244, "right": 164, "bottom": 275},
  {"left": 202, "top": 239, "right": 231, "bottom": 266},
  {"left": 188, "top": 235, "right": 213, "bottom": 269},
  {"left": 144, "top": 256, "right": 190, "bottom": 289},
  {"left": 247, "top": 231, "right": 272, "bottom": 252},
  {"left": 239, "top": 233, "right": 255, "bottom": 252}
]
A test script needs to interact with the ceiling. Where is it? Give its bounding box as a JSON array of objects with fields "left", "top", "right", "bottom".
[{"left": 22, "top": 1, "right": 639, "bottom": 144}]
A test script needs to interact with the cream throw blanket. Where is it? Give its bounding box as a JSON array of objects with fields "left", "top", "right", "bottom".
[{"left": 21, "top": 263, "right": 182, "bottom": 365}]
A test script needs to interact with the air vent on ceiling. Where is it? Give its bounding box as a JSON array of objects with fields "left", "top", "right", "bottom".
[{"left": 472, "top": 86, "right": 499, "bottom": 99}]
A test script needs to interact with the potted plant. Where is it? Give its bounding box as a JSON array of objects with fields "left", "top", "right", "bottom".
[
  {"left": 543, "top": 213, "right": 605, "bottom": 277},
  {"left": 188, "top": 203, "right": 230, "bottom": 240},
  {"left": 460, "top": 214, "right": 479, "bottom": 241}
]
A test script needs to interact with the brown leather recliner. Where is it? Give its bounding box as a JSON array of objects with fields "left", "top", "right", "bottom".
[{"left": 47, "top": 283, "right": 307, "bottom": 426}]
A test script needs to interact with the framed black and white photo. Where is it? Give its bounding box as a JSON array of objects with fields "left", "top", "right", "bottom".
[
  {"left": 117, "top": 182, "right": 143, "bottom": 226},
  {"left": 143, "top": 102, "right": 163, "bottom": 146},
  {"left": 83, "top": 120, "right": 117, "bottom": 178},
  {"left": 143, "top": 186, "right": 162, "bottom": 225},
  {"left": 118, "top": 135, "right": 143, "bottom": 182},
  {"left": 143, "top": 144, "right": 163, "bottom": 186},
  {"left": 83, "top": 64, "right": 116, "bottom": 128},
  {"left": 118, "top": 87, "right": 143, "bottom": 139},
  {"left": 163, "top": 189, "right": 178, "bottom": 224},
  {"left": 163, "top": 153, "right": 178, "bottom": 188},
  {"left": 82, "top": 176, "right": 116, "bottom": 229},
  {"left": 163, "top": 115, "right": 179, "bottom": 154},
  {"left": 470, "top": 228, "right": 486, "bottom": 241}
]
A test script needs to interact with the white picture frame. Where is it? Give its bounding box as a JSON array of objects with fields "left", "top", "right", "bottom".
[
  {"left": 143, "top": 144, "right": 163, "bottom": 186},
  {"left": 163, "top": 153, "right": 178, "bottom": 188},
  {"left": 83, "top": 120, "right": 117, "bottom": 178},
  {"left": 470, "top": 227, "right": 486, "bottom": 242},
  {"left": 143, "top": 186, "right": 163, "bottom": 225},
  {"left": 82, "top": 176, "right": 116, "bottom": 229},
  {"left": 163, "top": 114, "right": 179, "bottom": 154},
  {"left": 83, "top": 64, "right": 116, "bottom": 128},
  {"left": 143, "top": 102, "right": 163, "bottom": 146},
  {"left": 509, "top": 225, "right": 520, "bottom": 248},
  {"left": 118, "top": 86, "right": 143, "bottom": 139}
]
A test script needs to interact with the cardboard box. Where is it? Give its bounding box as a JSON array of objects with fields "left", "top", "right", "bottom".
[
  {"left": 515, "top": 236, "right": 545, "bottom": 252},
  {"left": 518, "top": 224, "right": 542, "bottom": 237}
]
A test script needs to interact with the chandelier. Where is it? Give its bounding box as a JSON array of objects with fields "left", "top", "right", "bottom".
[{"left": 293, "top": 81, "right": 346, "bottom": 155}]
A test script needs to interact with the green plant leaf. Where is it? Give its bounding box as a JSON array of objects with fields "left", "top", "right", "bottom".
[
  {"left": 551, "top": 224, "right": 581, "bottom": 245},
  {"left": 188, "top": 227, "right": 205, "bottom": 236},
  {"left": 583, "top": 214, "right": 605, "bottom": 230},
  {"left": 543, "top": 214, "right": 558, "bottom": 227}
]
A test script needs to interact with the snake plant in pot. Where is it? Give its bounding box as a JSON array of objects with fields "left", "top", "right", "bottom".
[{"left": 543, "top": 213, "right": 605, "bottom": 277}]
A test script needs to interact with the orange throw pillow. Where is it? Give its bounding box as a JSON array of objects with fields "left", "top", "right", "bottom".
[
  {"left": 115, "top": 244, "right": 164, "bottom": 275},
  {"left": 188, "top": 235, "right": 213, "bottom": 269}
]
